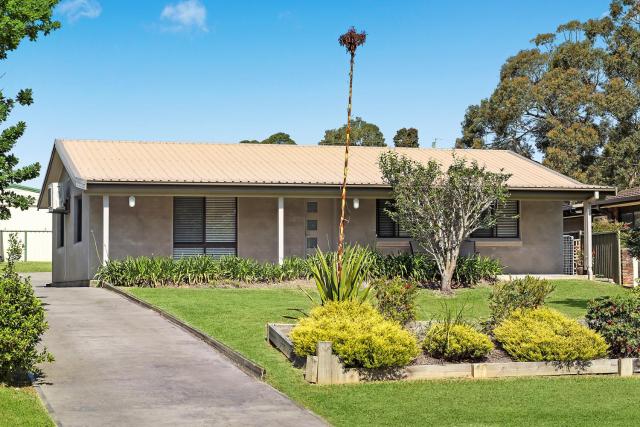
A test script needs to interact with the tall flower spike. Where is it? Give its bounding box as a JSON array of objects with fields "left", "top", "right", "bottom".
[{"left": 338, "top": 27, "right": 367, "bottom": 55}]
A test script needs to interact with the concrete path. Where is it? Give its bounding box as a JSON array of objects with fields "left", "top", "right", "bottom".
[{"left": 31, "top": 273, "right": 325, "bottom": 427}]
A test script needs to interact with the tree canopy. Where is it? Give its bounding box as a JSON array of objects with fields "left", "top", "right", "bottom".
[
  {"left": 393, "top": 128, "right": 419, "bottom": 147},
  {"left": 0, "top": 0, "right": 60, "bottom": 219},
  {"left": 240, "top": 132, "right": 296, "bottom": 145},
  {"left": 319, "top": 117, "right": 386, "bottom": 146},
  {"left": 456, "top": 0, "right": 640, "bottom": 188}
]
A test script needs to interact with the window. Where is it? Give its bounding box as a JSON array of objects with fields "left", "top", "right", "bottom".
[
  {"left": 57, "top": 213, "right": 64, "bottom": 248},
  {"left": 471, "top": 200, "right": 520, "bottom": 238},
  {"left": 306, "top": 219, "right": 317, "bottom": 231},
  {"left": 307, "top": 237, "right": 318, "bottom": 249},
  {"left": 74, "top": 197, "right": 82, "bottom": 243},
  {"left": 307, "top": 201, "right": 318, "bottom": 213},
  {"left": 173, "top": 197, "right": 237, "bottom": 259},
  {"left": 376, "top": 199, "right": 409, "bottom": 238}
]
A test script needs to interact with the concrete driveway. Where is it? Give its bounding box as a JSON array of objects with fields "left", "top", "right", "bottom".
[{"left": 30, "top": 273, "right": 325, "bottom": 427}]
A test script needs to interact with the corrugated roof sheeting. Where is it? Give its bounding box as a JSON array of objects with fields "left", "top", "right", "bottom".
[{"left": 54, "top": 139, "right": 612, "bottom": 190}]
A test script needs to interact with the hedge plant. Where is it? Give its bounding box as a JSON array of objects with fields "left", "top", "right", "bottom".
[
  {"left": 290, "top": 301, "right": 419, "bottom": 369},
  {"left": 372, "top": 277, "right": 418, "bottom": 324},
  {"left": 586, "top": 293, "right": 640, "bottom": 357},
  {"left": 423, "top": 323, "right": 493, "bottom": 361},
  {"left": 494, "top": 308, "right": 608, "bottom": 362},
  {"left": 487, "top": 276, "right": 555, "bottom": 327}
]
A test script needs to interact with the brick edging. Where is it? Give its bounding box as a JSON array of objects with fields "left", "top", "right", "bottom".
[{"left": 101, "top": 283, "right": 266, "bottom": 380}]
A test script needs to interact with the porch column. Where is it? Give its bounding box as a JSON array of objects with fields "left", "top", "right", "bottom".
[
  {"left": 103, "top": 195, "right": 109, "bottom": 265},
  {"left": 583, "top": 197, "right": 594, "bottom": 280},
  {"left": 278, "top": 197, "right": 284, "bottom": 265}
]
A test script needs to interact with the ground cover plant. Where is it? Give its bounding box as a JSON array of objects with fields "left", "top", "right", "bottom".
[
  {"left": 96, "top": 251, "right": 501, "bottom": 288},
  {"left": 127, "top": 280, "right": 637, "bottom": 427},
  {"left": 494, "top": 307, "right": 608, "bottom": 362},
  {"left": 586, "top": 291, "right": 640, "bottom": 357}
]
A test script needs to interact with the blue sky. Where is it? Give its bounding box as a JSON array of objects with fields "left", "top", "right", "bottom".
[{"left": 3, "top": 0, "right": 609, "bottom": 187}]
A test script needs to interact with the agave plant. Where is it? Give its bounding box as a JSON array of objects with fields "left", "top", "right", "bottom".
[{"left": 308, "top": 245, "right": 373, "bottom": 304}]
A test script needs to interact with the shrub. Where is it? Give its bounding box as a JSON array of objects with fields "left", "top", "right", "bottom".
[
  {"left": 308, "top": 245, "right": 373, "bottom": 303},
  {"left": 0, "top": 234, "right": 53, "bottom": 382},
  {"left": 372, "top": 277, "right": 418, "bottom": 324},
  {"left": 290, "top": 301, "right": 419, "bottom": 369},
  {"left": 494, "top": 308, "right": 608, "bottom": 362},
  {"left": 585, "top": 293, "right": 640, "bottom": 357},
  {"left": 488, "top": 276, "right": 555, "bottom": 327},
  {"left": 423, "top": 323, "right": 493, "bottom": 361}
]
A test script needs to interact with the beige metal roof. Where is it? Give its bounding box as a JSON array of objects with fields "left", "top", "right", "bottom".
[{"left": 51, "top": 139, "right": 612, "bottom": 191}]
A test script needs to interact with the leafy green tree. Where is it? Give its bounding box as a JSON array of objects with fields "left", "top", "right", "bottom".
[
  {"left": 319, "top": 117, "right": 385, "bottom": 147},
  {"left": 379, "top": 152, "right": 510, "bottom": 293},
  {"left": 0, "top": 0, "right": 60, "bottom": 219},
  {"left": 456, "top": 0, "right": 640, "bottom": 188},
  {"left": 239, "top": 139, "right": 260, "bottom": 144},
  {"left": 261, "top": 132, "right": 296, "bottom": 145},
  {"left": 393, "top": 127, "right": 419, "bottom": 147}
]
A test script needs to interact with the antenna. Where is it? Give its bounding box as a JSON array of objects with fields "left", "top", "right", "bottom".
[{"left": 432, "top": 138, "right": 439, "bottom": 148}]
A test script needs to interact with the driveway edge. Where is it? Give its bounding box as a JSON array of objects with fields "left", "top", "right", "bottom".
[
  {"left": 27, "top": 372, "right": 61, "bottom": 427},
  {"left": 101, "top": 283, "right": 266, "bottom": 380}
]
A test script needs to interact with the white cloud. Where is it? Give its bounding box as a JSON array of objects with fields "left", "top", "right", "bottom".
[
  {"left": 160, "top": 0, "right": 208, "bottom": 33},
  {"left": 57, "top": 0, "right": 102, "bottom": 22}
]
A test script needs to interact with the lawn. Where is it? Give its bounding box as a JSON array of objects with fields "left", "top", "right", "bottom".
[
  {"left": 128, "top": 280, "right": 639, "bottom": 426},
  {"left": 0, "top": 261, "right": 51, "bottom": 273},
  {"left": 0, "top": 386, "right": 54, "bottom": 427}
]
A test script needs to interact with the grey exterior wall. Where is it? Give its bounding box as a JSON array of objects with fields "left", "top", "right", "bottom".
[
  {"left": 474, "top": 200, "right": 563, "bottom": 274},
  {"left": 52, "top": 195, "right": 565, "bottom": 283}
]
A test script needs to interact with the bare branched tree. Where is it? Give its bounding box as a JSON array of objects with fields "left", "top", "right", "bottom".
[{"left": 336, "top": 27, "right": 366, "bottom": 279}]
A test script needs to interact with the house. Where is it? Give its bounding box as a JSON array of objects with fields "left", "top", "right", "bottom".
[
  {"left": 38, "top": 139, "right": 614, "bottom": 286},
  {"left": 0, "top": 184, "right": 52, "bottom": 261},
  {"left": 564, "top": 186, "right": 640, "bottom": 234}
]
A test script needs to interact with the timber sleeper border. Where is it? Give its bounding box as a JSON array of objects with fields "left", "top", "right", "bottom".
[
  {"left": 267, "top": 323, "right": 640, "bottom": 385},
  {"left": 102, "top": 283, "right": 266, "bottom": 379}
]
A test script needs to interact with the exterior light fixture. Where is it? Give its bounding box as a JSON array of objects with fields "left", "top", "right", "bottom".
[
  {"left": 129, "top": 196, "right": 136, "bottom": 208},
  {"left": 353, "top": 198, "right": 360, "bottom": 209}
]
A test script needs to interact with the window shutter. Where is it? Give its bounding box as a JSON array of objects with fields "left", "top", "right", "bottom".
[
  {"left": 376, "top": 199, "right": 396, "bottom": 238},
  {"left": 495, "top": 200, "right": 519, "bottom": 238},
  {"left": 205, "top": 198, "right": 236, "bottom": 242},
  {"left": 174, "top": 197, "right": 204, "bottom": 243}
]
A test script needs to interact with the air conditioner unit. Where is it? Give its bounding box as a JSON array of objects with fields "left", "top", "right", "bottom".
[{"left": 48, "top": 182, "right": 67, "bottom": 213}]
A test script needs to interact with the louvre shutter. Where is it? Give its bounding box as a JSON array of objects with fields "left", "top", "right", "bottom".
[
  {"left": 495, "top": 200, "right": 519, "bottom": 238},
  {"left": 174, "top": 197, "right": 204, "bottom": 243},
  {"left": 205, "top": 198, "right": 236, "bottom": 242},
  {"left": 376, "top": 199, "right": 397, "bottom": 238}
]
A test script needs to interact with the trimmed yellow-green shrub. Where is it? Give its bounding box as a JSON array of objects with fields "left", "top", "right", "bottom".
[
  {"left": 494, "top": 308, "right": 608, "bottom": 362},
  {"left": 290, "top": 301, "right": 419, "bottom": 369},
  {"left": 423, "top": 323, "right": 494, "bottom": 361}
]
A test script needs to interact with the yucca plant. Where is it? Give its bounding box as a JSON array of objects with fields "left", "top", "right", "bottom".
[{"left": 308, "top": 245, "right": 373, "bottom": 304}]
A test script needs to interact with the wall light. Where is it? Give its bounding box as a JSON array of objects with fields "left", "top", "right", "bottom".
[
  {"left": 353, "top": 198, "right": 360, "bottom": 209},
  {"left": 129, "top": 196, "right": 136, "bottom": 208}
]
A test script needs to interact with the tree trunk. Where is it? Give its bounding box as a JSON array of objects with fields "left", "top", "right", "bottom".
[
  {"left": 336, "top": 53, "right": 355, "bottom": 279},
  {"left": 440, "top": 256, "right": 457, "bottom": 294}
]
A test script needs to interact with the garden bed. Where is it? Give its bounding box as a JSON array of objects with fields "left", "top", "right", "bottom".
[{"left": 267, "top": 323, "right": 640, "bottom": 385}]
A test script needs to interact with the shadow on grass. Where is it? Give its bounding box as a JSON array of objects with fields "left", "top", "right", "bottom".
[{"left": 549, "top": 298, "right": 590, "bottom": 311}]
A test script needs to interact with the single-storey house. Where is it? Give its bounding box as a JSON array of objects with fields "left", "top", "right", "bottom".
[
  {"left": 564, "top": 186, "right": 640, "bottom": 234},
  {"left": 38, "top": 139, "right": 614, "bottom": 286}
]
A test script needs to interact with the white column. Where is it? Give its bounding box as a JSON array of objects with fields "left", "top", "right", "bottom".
[
  {"left": 278, "top": 197, "right": 284, "bottom": 265},
  {"left": 103, "top": 195, "right": 109, "bottom": 265},
  {"left": 583, "top": 199, "right": 593, "bottom": 280}
]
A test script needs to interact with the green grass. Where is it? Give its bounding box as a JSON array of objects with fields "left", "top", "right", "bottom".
[
  {"left": 0, "top": 261, "right": 51, "bottom": 272},
  {"left": 128, "top": 280, "right": 639, "bottom": 426},
  {"left": 0, "top": 386, "right": 54, "bottom": 427}
]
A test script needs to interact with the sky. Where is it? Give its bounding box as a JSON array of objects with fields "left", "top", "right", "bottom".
[{"left": 3, "top": 0, "right": 610, "bottom": 187}]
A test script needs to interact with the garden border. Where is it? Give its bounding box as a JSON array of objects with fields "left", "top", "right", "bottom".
[
  {"left": 101, "top": 283, "right": 266, "bottom": 379},
  {"left": 267, "top": 323, "right": 640, "bottom": 385}
]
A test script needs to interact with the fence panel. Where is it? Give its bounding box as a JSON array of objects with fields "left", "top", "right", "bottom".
[
  {"left": 593, "top": 232, "right": 621, "bottom": 284},
  {"left": 0, "top": 230, "right": 52, "bottom": 262}
]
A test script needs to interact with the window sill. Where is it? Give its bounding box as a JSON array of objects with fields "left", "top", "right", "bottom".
[
  {"left": 376, "top": 238, "right": 410, "bottom": 247},
  {"left": 470, "top": 238, "right": 523, "bottom": 247}
]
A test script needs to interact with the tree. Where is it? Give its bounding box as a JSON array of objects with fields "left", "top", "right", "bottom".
[
  {"left": 393, "top": 127, "right": 419, "bottom": 148},
  {"left": 261, "top": 132, "right": 296, "bottom": 145},
  {"left": 379, "top": 152, "right": 510, "bottom": 293},
  {"left": 319, "top": 117, "right": 385, "bottom": 146},
  {"left": 336, "top": 27, "right": 367, "bottom": 280},
  {"left": 239, "top": 139, "right": 260, "bottom": 144},
  {"left": 0, "top": 1, "right": 60, "bottom": 219},
  {"left": 456, "top": 1, "right": 640, "bottom": 188}
]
